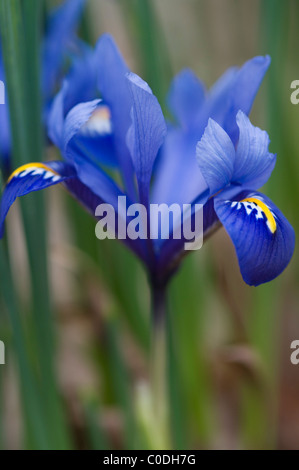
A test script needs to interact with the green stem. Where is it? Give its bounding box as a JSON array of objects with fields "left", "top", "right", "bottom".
[
  {"left": 150, "top": 285, "right": 171, "bottom": 450},
  {"left": 135, "top": 283, "right": 171, "bottom": 449}
]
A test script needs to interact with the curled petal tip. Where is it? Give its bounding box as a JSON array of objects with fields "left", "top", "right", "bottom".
[{"left": 127, "top": 72, "right": 153, "bottom": 94}]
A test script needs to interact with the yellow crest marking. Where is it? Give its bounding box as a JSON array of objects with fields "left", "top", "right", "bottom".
[
  {"left": 241, "top": 197, "right": 277, "bottom": 234},
  {"left": 7, "top": 163, "right": 58, "bottom": 184}
]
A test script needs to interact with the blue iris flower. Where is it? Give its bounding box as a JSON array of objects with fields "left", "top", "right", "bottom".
[
  {"left": 0, "top": 34, "right": 294, "bottom": 287},
  {"left": 0, "top": 0, "right": 86, "bottom": 174},
  {"left": 152, "top": 59, "right": 295, "bottom": 285},
  {"left": 195, "top": 111, "right": 295, "bottom": 285}
]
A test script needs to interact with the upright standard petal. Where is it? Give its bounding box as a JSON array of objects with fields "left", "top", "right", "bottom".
[
  {"left": 196, "top": 118, "right": 235, "bottom": 196},
  {"left": 42, "top": 0, "right": 86, "bottom": 100},
  {"left": 96, "top": 34, "right": 135, "bottom": 196},
  {"left": 126, "top": 73, "right": 167, "bottom": 205},
  {"left": 197, "top": 66, "right": 238, "bottom": 131},
  {"left": 167, "top": 69, "right": 206, "bottom": 129},
  {"left": 222, "top": 55, "right": 271, "bottom": 144},
  {"left": 48, "top": 81, "right": 68, "bottom": 150},
  {"left": 214, "top": 191, "right": 295, "bottom": 286},
  {"left": 233, "top": 110, "right": 276, "bottom": 188},
  {"left": 47, "top": 49, "right": 117, "bottom": 168},
  {"left": 62, "top": 44, "right": 98, "bottom": 116}
]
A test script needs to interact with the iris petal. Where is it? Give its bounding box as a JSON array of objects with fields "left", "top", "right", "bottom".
[
  {"left": 151, "top": 56, "right": 270, "bottom": 209},
  {"left": 63, "top": 99, "right": 101, "bottom": 154},
  {"left": 222, "top": 55, "right": 271, "bottom": 144},
  {"left": 196, "top": 118, "right": 235, "bottom": 196},
  {"left": 48, "top": 81, "right": 68, "bottom": 150},
  {"left": 127, "top": 72, "right": 167, "bottom": 205},
  {"left": 47, "top": 53, "right": 117, "bottom": 168},
  {"left": 62, "top": 44, "right": 98, "bottom": 116},
  {"left": 214, "top": 191, "right": 295, "bottom": 286},
  {"left": 167, "top": 68, "right": 206, "bottom": 129},
  {"left": 96, "top": 34, "right": 135, "bottom": 197},
  {"left": 0, "top": 161, "right": 75, "bottom": 237},
  {"left": 67, "top": 145, "right": 126, "bottom": 213},
  {"left": 42, "top": 0, "right": 86, "bottom": 101},
  {"left": 201, "top": 67, "right": 238, "bottom": 129},
  {"left": 58, "top": 100, "right": 124, "bottom": 209},
  {"left": 233, "top": 110, "right": 276, "bottom": 187},
  {"left": 197, "top": 56, "right": 271, "bottom": 144},
  {"left": 151, "top": 129, "right": 208, "bottom": 206}
]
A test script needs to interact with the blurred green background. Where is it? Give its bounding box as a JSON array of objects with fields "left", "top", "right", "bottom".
[{"left": 0, "top": 0, "right": 298, "bottom": 450}]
